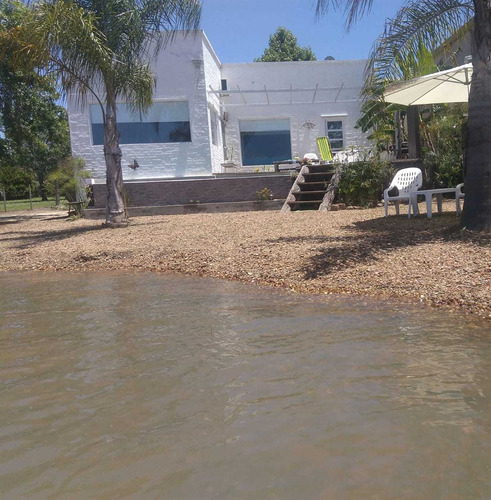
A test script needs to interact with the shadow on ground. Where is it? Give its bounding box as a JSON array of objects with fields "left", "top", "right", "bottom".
[
  {"left": 0, "top": 212, "right": 68, "bottom": 225},
  {"left": 1, "top": 224, "right": 105, "bottom": 250},
  {"left": 267, "top": 213, "right": 488, "bottom": 280},
  {"left": 0, "top": 214, "right": 172, "bottom": 250}
]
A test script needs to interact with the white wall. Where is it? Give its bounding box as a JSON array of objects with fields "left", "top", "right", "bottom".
[
  {"left": 67, "top": 33, "right": 369, "bottom": 180},
  {"left": 219, "top": 60, "right": 369, "bottom": 168},
  {"left": 68, "top": 32, "right": 215, "bottom": 181},
  {"left": 202, "top": 35, "right": 225, "bottom": 172}
]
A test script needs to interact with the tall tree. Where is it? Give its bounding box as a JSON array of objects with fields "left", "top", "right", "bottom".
[
  {"left": 1, "top": 0, "right": 201, "bottom": 226},
  {"left": 315, "top": 0, "right": 490, "bottom": 231},
  {"left": 0, "top": 0, "right": 70, "bottom": 199},
  {"left": 255, "top": 27, "right": 316, "bottom": 62}
]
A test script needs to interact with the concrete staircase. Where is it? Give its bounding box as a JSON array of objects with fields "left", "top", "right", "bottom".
[{"left": 281, "top": 163, "right": 338, "bottom": 212}]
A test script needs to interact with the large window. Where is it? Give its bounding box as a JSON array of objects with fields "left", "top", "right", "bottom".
[
  {"left": 325, "top": 120, "right": 344, "bottom": 150},
  {"left": 240, "top": 119, "right": 291, "bottom": 166},
  {"left": 90, "top": 101, "right": 191, "bottom": 145}
]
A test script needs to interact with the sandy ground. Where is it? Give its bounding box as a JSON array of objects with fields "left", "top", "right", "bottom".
[{"left": 0, "top": 202, "right": 490, "bottom": 319}]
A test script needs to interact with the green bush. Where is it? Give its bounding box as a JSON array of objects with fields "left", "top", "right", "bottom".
[
  {"left": 46, "top": 157, "right": 90, "bottom": 202},
  {"left": 338, "top": 159, "right": 393, "bottom": 207},
  {"left": 423, "top": 151, "right": 463, "bottom": 188},
  {"left": 0, "top": 165, "right": 35, "bottom": 199},
  {"left": 421, "top": 106, "right": 465, "bottom": 188}
]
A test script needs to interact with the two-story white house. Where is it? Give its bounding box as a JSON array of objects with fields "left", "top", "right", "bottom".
[{"left": 67, "top": 31, "right": 369, "bottom": 182}]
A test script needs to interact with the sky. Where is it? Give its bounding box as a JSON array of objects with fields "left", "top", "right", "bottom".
[{"left": 201, "top": 0, "right": 408, "bottom": 63}]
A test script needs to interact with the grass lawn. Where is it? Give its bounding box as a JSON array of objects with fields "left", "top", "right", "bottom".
[{"left": 1, "top": 197, "right": 67, "bottom": 212}]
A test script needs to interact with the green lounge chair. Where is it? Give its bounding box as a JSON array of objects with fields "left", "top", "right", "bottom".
[{"left": 316, "top": 136, "right": 333, "bottom": 162}]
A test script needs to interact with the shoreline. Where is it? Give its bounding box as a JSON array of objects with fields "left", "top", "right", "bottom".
[{"left": 0, "top": 204, "right": 489, "bottom": 319}]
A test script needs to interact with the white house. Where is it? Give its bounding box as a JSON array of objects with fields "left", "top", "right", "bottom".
[{"left": 67, "top": 31, "right": 369, "bottom": 181}]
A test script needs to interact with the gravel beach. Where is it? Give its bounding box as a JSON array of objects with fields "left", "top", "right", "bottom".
[{"left": 1, "top": 202, "right": 489, "bottom": 319}]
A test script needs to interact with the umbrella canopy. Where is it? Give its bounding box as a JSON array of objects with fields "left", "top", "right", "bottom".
[{"left": 384, "top": 63, "right": 472, "bottom": 105}]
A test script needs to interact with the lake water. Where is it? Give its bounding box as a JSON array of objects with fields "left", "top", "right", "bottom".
[{"left": 0, "top": 272, "right": 490, "bottom": 499}]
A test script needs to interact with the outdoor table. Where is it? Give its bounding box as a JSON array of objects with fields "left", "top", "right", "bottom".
[{"left": 409, "top": 188, "right": 457, "bottom": 218}]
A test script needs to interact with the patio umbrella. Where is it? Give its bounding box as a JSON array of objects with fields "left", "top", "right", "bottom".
[{"left": 384, "top": 63, "right": 472, "bottom": 106}]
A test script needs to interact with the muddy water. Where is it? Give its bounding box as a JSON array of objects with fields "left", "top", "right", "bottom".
[{"left": 0, "top": 272, "right": 489, "bottom": 499}]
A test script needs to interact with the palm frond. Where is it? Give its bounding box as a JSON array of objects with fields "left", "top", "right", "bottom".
[
  {"left": 365, "top": 0, "right": 474, "bottom": 91},
  {"left": 314, "top": 0, "right": 374, "bottom": 30},
  {"left": 113, "top": 61, "right": 155, "bottom": 113},
  {"left": 2, "top": 0, "right": 112, "bottom": 108}
]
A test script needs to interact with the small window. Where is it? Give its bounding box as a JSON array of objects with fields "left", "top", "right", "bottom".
[
  {"left": 221, "top": 79, "right": 228, "bottom": 91},
  {"left": 325, "top": 120, "right": 344, "bottom": 150},
  {"left": 210, "top": 108, "right": 219, "bottom": 146},
  {"left": 90, "top": 101, "right": 191, "bottom": 145}
]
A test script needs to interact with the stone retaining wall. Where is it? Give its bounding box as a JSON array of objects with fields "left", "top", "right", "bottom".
[{"left": 91, "top": 175, "right": 292, "bottom": 208}]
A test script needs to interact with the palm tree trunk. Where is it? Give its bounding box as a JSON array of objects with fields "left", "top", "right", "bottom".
[
  {"left": 461, "top": 4, "right": 491, "bottom": 230},
  {"left": 103, "top": 97, "right": 127, "bottom": 226}
]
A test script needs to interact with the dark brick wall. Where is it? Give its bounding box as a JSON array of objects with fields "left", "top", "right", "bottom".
[{"left": 92, "top": 175, "right": 292, "bottom": 208}]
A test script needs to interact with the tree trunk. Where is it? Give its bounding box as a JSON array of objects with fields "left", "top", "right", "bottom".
[
  {"left": 103, "top": 97, "right": 128, "bottom": 227},
  {"left": 54, "top": 180, "right": 59, "bottom": 206},
  {"left": 39, "top": 180, "right": 48, "bottom": 201},
  {"left": 461, "top": 4, "right": 491, "bottom": 230},
  {"left": 406, "top": 106, "right": 421, "bottom": 159},
  {"left": 319, "top": 165, "right": 342, "bottom": 211}
]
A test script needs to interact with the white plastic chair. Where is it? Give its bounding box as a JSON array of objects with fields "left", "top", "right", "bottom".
[
  {"left": 384, "top": 167, "right": 423, "bottom": 217},
  {"left": 456, "top": 183, "right": 464, "bottom": 215},
  {"left": 303, "top": 153, "right": 319, "bottom": 163}
]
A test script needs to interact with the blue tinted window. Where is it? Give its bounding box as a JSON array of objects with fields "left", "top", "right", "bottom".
[
  {"left": 90, "top": 102, "right": 191, "bottom": 145},
  {"left": 240, "top": 120, "right": 291, "bottom": 165}
]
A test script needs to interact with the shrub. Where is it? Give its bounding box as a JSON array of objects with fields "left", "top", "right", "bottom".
[
  {"left": 338, "top": 159, "right": 393, "bottom": 207},
  {"left": 421, "top": 105, "right": 465, "bottom": 188},
  {"left": 46, "top": 157, "right": 90, "bottom": 202}
]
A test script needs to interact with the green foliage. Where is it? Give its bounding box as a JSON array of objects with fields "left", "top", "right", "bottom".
[
  {"left": 47, "top": 157, "right": 90, "bottom": 202},
  {"left": 255, "top": 27, "right": 316, "bottom": 62},
  {"left": 357, "top": 42, "right": 439, "bottom": 153},
  {"left": 2, "top": 196, "right": 64, "bottom": 211},
  {"left": 338, "top": 159, "right": 393, "bottom": 207},
  {"left": 364, "top": 0, "right": 473, "bottom": 85},
  {"left": 1, "top": 0, "right": 202, "bottom": 224},
  {"left": 0, "top": 165, "right": 34, "bottom": 199},
  {"left": 314, "top": 0, "right": 491, "bottom": 230},
  {"left": 421, "top": 105, "right": 465, "bottom": 188},
  {"left": 0, "top": 1, "right": 71, "bottom": 200}
]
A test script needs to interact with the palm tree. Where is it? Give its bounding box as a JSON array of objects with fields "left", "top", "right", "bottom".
[
  {"left": 2, "top": 0, "right": 201, "bottom": 226},
  {"left": 315, "top": 0, "right": 490, "bottom": 231}
]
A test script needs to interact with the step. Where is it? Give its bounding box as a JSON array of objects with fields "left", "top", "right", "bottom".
[
  {"left": 293, "top": 193, "right": 325, "bottom": 201},
  {"left": 295, "top": 190, "right": 327, "bottom": 195},
  {"left": 287, "top": 200, "right": 322, "bottom": 210},
  {"left": 287, "top": 200, "right": 323, "bottom": 205},
  {"left": 289, "top": 206, "right": 320, "bottom": 211},
  {"left": 306, "top": 165, "right": 336, "bottom": 173},
  {"left": 298, "top": 181, "right": 328, "bottom": 185},
  {"left": 302, "top": 174, "right": 334, "bottom": 181},
  {"left": 303, "top": 172, "right": 335, "bottom": 177}
]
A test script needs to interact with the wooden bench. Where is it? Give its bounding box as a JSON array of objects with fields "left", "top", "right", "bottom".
[{"left": 67, "top": 201, "right": 85, "bottom": 216}]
